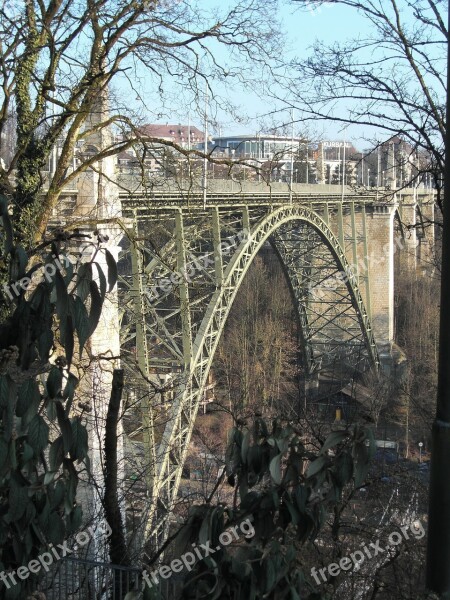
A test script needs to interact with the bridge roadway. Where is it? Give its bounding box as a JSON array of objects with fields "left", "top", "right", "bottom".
[{"left": 119, "top": 180, "right": 384, "bottom": 210}]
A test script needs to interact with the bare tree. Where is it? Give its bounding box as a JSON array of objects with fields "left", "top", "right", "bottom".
[
  {"left": 0, "top": 0, "right": 281, "bottom": 247},
  {"left": 282, "top": 0, "right": 446, "bottom": 208}
]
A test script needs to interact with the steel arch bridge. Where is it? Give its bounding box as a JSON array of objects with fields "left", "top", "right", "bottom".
[{"left": 117, "top": 192, "right": 380, "bottom": 546}]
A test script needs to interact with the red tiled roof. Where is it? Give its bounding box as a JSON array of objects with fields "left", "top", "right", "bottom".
[{"left": 138, "top": 124, "right": 205, "bottom": 145}]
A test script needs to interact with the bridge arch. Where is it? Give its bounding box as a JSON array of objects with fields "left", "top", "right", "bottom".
[
  {"left": 191, "top": 204, "right": 379, "bottom": 395},
  {"left": 146, "top": 204, "right": 379, "bottom": 542}
]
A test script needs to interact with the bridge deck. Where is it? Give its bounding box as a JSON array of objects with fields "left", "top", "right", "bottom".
[
  {"left": 118, "top": 181, "right": 430, "bottom": 211},
  {"left": 119, "top": 191, "right": 384, "bottom": 213}
]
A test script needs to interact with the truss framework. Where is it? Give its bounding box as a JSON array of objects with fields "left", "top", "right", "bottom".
[{"left": 118, "top": 201, "right": 379, "bottom": 548}]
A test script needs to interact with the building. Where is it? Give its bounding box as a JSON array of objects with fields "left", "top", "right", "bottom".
[
  {"left": 315, "top": 141, "right": 360, "bottom": 185},
  {"left": 116, "top": 123, "right": 206, "bottom": 177},
  {"left": 137, "top": 123, "right": 205, "bottom": 149},
  {"left": 356, "top": 136, "right": 433, "bottom": 190},
  {"left": 210, "top": 134, "right": 311, "bottom": 182},
  {"left": 210, "top": 133, "right": 307, "bottom": 161},
  {"left": 363, "top": 136, "right": 426, "bottom": 189},
  {"left": 114, "top": 127, "right": 436, "bottom": 189}
]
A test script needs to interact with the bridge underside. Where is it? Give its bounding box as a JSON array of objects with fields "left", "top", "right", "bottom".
[{"left": 118, "top": 200, "right": 379, "bottom": 546}]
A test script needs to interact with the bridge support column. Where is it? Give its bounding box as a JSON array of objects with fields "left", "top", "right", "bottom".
[
  {"left": 72, "top": 92, "right": 127, "bottom": 560},
  {"left": 397, "top": 199, "right": 419, "bottom": 271},
  {"left": 365, "top": 204, "right": 396, "bottom": 368}
]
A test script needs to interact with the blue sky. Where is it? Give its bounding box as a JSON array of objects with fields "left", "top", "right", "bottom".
[
  {"left": 185, "top": 0, "right": 374, "bottom": 146},
  {"left": 124, "top": 0, "right": 444, "bottom": 152}
]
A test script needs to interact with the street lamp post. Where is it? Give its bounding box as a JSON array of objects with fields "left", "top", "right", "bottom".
[
  {"left": 305, "top": 142, "right": 309, "bottom": 184},
  {"left": 341, "top": 137, "right": 347, "bottom": 202}
]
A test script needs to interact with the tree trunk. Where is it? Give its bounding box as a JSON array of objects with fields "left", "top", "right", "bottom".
[{"left": 104, "top": 368, "right": 132, "bottom": 597}]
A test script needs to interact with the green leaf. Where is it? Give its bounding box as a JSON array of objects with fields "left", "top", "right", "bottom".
[
  {"left": 66, "top": 504, "right": 82, "bottom": 534},
  {"left": 21, "top": 391, "right": 41, "bottom": 427},
  {"left": 247, "top": 445, "right": 263, "bottom": 475},
  {"left": 306, "top": 456, "right": 326, "bottom": 478},
  {"left": 334, "top": 452, "right": 353, "bottom": 487},
  {"left": 353, "top": 443, "right": 370, "bottom": 487},
  {"left": 3, "top": 395, "right": 15, "bottom": 441},
  {"left": 76, "top": 262, "right": 93, "bottom": 301},
  {"left": 56, "top": 401, "right": 73, "bottom": 453},
  {"left": 38, "top": 327, "right": 54, "bottom": 362},
  {"left": 285, "top": 497, "right": 300, "bottom": 525},
  {"left": 104, "top": 248, "right": 118, "bottom": 292},
  {"left": 31, "top": 521, "right": 45, "bottom": 545},
  {"left": 38, "top": 499, "right": 51, "bottom": 531},
  {"left": 45, "top": 400, "right": 56, "bottom": 422},
  {"left": 320, "top": 430, "right": 348, "bottom": 455},
  {"left": 64, "top": 314, "right": 74, "bottom": 366},
  {"left": 49, "top": 480, "right": 66, "bottom": 511},
  {"left": 8, "top": 438, "right": 16, "bottom": 469},
  {"left": 17, "top": 379, "right": 40, "bottom": 417},
  {"left": 241, "top": 430, "right": 250, "bottom": 463},
  {"left": 10, "top": 246, "right": 28, "bottom": 281},
  {"left": 62, "top": 372, "right": 78, "bottom": 415},
  {"left": 71, "top": 296, "right": 90, "bottom": 356},
  {"left": 55, "top": 268, "right": 69, "bottom": 323},
  {"left": 63, "top": 256, "right": 74, "bottom": 286},
  {"left": 64, "top": 459, "right": 78, "bottom": 512},
  {"left": 5, "top": 581, "right": 22, "bottom": 599},
  {"left": 124, "top": 592, "right": 142, "bottom": 600},
  {"left": 70, "top": 417, "right": 88, "bottom": 461},
  {"left": 0, "top": 375, "right": 15, "bottom": 409},
  {"left": 49, "top": 436, "right": 65, "bottom": 471},
  {"left": 93, "top": 261, "right": 107, "bottom": 298},
  {"left": 294, "top": 485, "right": 308, "bottom": 513},
  {"left": 254, "top": 417, "right": 269, "bottom": 438},
  {"left": 8, "top": 480, "right": 28, "bottom": 521},
  {"left": 88, "top": 280, "right": 103, "bottom": 335},
  {"left": 21, "top": 442, "right": 34, "bottom": 464},
  {"left": 46, "top": 366, "right": 63, "bottom": 399},
  {"left": 0, "top": 437, "right": 9, "bottom": 473},
  {"left": 28, "top": 414, "right": 49, "bottom": 454},
  {"left": 47, "top": 512, "right": 66, "bottom": 545},
  {"left": 269, "top": 454, "right": 282, "bottom": 485},
  {"left": 144, "top": 585, "right": 163, "bottom": 600},
  {"left": 44, "top": 471, "right": 56, "bottom": 485},
  {"left": 263, "top": 557, "right": 276, "bottom": 593},
  {"left": 24, "top": 503, "right": 36, "bottom": 529},
  {"left": 62, "top": 372, "right": 79, "bottom": 401},
  {"left": 198, "top": 512, "right": 211, "bottom": 546},
  {"left": 0, "top": 375, "right": 17, "bottom": 442}
]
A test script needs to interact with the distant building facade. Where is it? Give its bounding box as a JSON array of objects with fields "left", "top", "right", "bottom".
[
  {"left": 210, "top": 134, "right": 306, "bottom": 160},
  {"left": 137, "top": 123, "right": 205, "bottom": 149},
  {"left": 113, "top": 126, "right": 434, "bottom": 189},
  {"left": 116, "top": 123, "right": 206, "bottom": 177}
]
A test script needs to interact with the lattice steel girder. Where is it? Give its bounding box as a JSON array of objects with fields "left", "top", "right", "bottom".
[
  {"left": 117, "top": 203, "right": 380, "bottom": 548},
  {"left": 272, "top": 219, "right": 377, "bottom": 381}
]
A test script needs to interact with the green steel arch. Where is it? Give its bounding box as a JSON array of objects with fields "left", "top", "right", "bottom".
[{"left": 130, "top": 204, "right": 379, "bottom": 545}]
